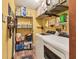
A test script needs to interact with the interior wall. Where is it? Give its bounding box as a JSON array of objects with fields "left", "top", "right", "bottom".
[
  {"left": 2, "top": 0, "right": 15, "bottom": 59},
  {"left": 2, "top": 0, "right": 8, "bottom": 59},
  {"left": 31, "top": 9, "right": 42, "bottom": 43},
  {"left": 28, "top": 9, "right": 43, "bottom": 43},
  {"left": 8, "top": 0, "right": 16, "bottom": 14},
  {"left": 42, "top": 16, "right": 56, "bottom": 32}
]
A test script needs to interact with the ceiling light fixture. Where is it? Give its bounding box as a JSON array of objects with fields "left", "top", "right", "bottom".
[{"left": 35, "top": 0, "right": 40, "bottom": 3}]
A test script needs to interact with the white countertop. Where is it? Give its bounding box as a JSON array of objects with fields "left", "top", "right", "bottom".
[{"left": 36, "top": 33, "right": 69, "bottom": 54}]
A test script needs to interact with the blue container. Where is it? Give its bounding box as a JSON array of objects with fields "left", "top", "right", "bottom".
[{"left": 16, "top": 43, "right": 24, "bottom": 51}]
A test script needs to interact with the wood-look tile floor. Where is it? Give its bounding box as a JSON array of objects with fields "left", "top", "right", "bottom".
[{"left": 14, "top": 49, "right": 37, "bottom": 59}]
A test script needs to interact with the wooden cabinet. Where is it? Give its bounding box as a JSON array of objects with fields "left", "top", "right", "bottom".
[{"left": 37, "top": 0, "right": 47, "bottom": 17}]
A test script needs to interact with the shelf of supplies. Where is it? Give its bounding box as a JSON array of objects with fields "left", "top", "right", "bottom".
[
  {"left": 16, "top": 16, "right": 33, "bottom": 19},
  {"left": 17, "top": 24, "right": 32, "bottom": 29},
  {"left": 36, "top": 3, "right": 68, "bottom": 19},
  {"left": 60, "top": 22, "right": 67, "bottom": 25},
  {"left": 24, "top": 41, "right": 32, "bottom": 50}
]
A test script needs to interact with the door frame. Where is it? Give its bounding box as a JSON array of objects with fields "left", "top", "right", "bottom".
[{"left": 69, "top": 0, "right": 76, "bottom": 59}]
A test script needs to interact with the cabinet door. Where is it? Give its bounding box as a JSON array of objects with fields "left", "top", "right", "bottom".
[
  {"left": 59, "top": 0, "right": 66, "bottom": 3},
  {"left": 37, "top": 0, "right": 47, "bottom": 17},
  {"left": 51, "top": 0, "right": 59, "bottom": 5}
]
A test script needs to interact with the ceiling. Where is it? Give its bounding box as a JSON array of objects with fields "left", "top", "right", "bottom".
[{"left": 15, "top": 0, "right": 43, "bottom": 9}]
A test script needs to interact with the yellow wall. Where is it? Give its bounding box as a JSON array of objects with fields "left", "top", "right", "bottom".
[
  {"left": 23, "top": 9, "right": 43, "bottom": 43},
  {"left": 2, "top": 0, "right": 15, "bottom": 59},
  {"left": 2, "top": 20, "right": 8, "bottom": 59},
  {"left": 42, "top": 17, "right": 56, "bottom": 32},
  {"left": 8, "top": 0, "right": 16, "bottom": 14},
  {"left": 2, "top": 0, "right": 8, "bottom": 59},
  {"left": 25, "top": 9, "right": 43, "bottom": 43},
  {"left": 32, "top": 10, "right": 44, "bottom": 43}
]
